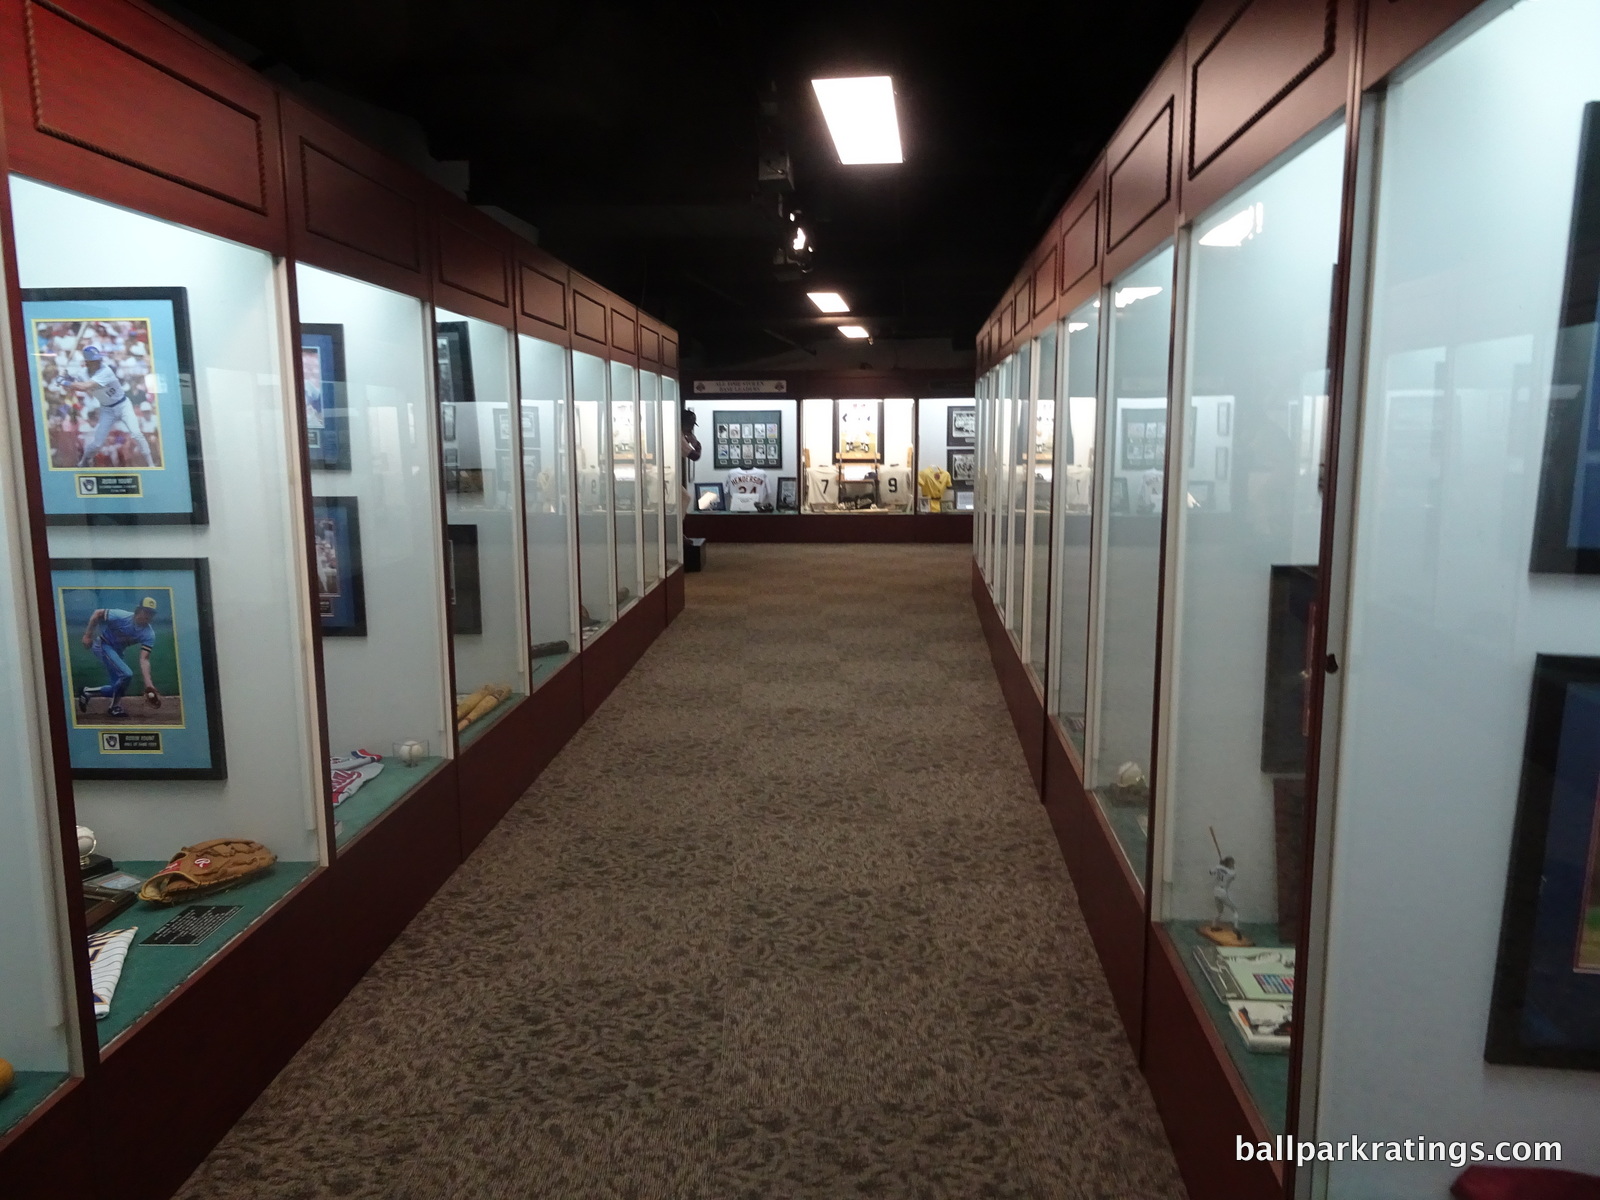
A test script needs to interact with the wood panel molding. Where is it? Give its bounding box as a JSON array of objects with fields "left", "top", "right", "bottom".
[
  {"left": 518, "top": 262, "right": 566, "bottom": 328},
  {"left": 1031, "top": 247, "right": 1057, "bottom": 317},
  {"left": 1188, "top": 0, "right": 1338, "bottom": 179},
  {"left": 662, "top": 335, "right": 678, "bottom": 369},
  {"left": 299, "top": 139, "right": 423, "bottom": 271},
  {"left": 23, "top": 0, "right": 266, "bottom": 213},
  {"left": 639, "top": 323, "right": 661, "bottom": 363},
  {"left": 1012, "top": 282, "right": 1030, "bottom": 336},
  {"left": 1107, "top": 98, "right": 1175, "bottom": 254},
  {"left": 573, "top": 289, "right": 607, "bottom": 344},
  {"left": 1060, "top": 194, "right": 1100, "bottom": 293},
  {"left": 610, "top": 306, "right": 637, "bottom": 354},
  {"left": 437, "top": 215, "right": 509, "bottom": 309}
]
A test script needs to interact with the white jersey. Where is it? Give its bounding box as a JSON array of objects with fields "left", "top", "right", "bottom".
[
  {"left": 876, "top": 466, "right": 912, "bottom": 510},
  {"left": 804, "top": 465, "right": 838, "bottom": 510},
  {"left": 85, "top": 363, "right": 130, "bottom": 409},
  {"left": 725, "top": 467, "right": 770, "bottom": 505}
]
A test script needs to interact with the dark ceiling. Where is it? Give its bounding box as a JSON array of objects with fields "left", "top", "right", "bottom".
[{"left": 162, "top": 0, "right": 1201, "bottom": 367}]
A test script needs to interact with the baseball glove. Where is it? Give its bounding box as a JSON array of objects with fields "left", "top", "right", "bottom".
[
  {"left": 144, "top": 687, "right": 161, "bottom": 708},
  {"left": 138, "top": 838, "right": 276, "bottom": 904}
]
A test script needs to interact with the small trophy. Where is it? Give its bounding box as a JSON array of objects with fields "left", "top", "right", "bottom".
[
  {"left": 1200, "top": 826, "right": 1253, "bottom": 947},
  {"left": 76, "top": 824, "right": 115, "bottom": 879}
]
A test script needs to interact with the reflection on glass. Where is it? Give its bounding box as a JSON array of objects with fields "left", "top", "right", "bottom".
[
  {"left": 610, "top": 361, "right": 640, "bottom": 611},
  {"left": 1028, "top": 327, "right": 1058, "bottom": 683},
  {"left": 1161, "top": 127, "right": 1343, "bottom": 1134},
  {"left": 1051, "top": 301, "right": 1101, "bottom": 755},
  {"left": 662, "top": 378, "right": 683, "bottom": 569},
  {"left": 640, "top": 370, "right": 662, "bottom": 589},
  {"left": 519, "top": 334, "right": 576, "bottom": 688},
  {"left": 436, "top": 311, "right": 526, "bottom": 749},
  {"left": 1007, "top": 344, "right": 1033, "bottom": 642},
  {"left": 1090, "top": 246, "right": 1174, "bottom": 878},
  {"left": 573, "top": 351, "right": 614, "bottom": 639}
]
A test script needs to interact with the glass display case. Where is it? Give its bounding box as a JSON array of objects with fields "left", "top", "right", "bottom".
[
  {"left": 639, "top": 369, "right": 662, "bottom": 592},
  {"left": 662, "top": 377, "right": 682, "bottom": 571},
  {"left": 9, "top": 174, "right": 325, "bottom": 1045},
  {"left": 797, "top": 398, "right": 916, "bottom": 514},
  {"left": 1156, "top": 126, "right": 1344, "bottom": 1132},
  {"left": 916, "top": 397, "right": 976, "bottom": 513},
  {"left": 1088, "top": 245, "right": 1175, "bottom": 877},
  {"left": 572, "top": 350, "right": 614, "bottom": 640},
  {"left": 435, "top": 310, "right": 526, "bottom": 749},
  {"left": 1049, "top": 300, "right": 1102, "bottom": 757},
  {"left": 684, "top": 396, "right": 798, "bottom": 514},
  {"left": 518, "top": 334, "right": 578, "bottom": 688},
  {"left": 1027, "top": 328, "right": 1057, "bottom": 684},
  {"left": 298, "top": 264, "right": 449, "bottom": 847},
  {"left": 1006, "top": 344, "right": 1034, "bottom": 646},
  {"left": 609, "top": 360, "right": 640, "bottom": 611}
]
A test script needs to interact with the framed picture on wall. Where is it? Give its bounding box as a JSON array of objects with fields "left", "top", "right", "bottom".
[
  {"left": 50, "top": 558, "right": 226, "bottom": 779},
  {"left": 947, "top": 448, "right": 975, "bottom": 486},
  {"left": 442, "top": 402, "right": 456, "bottom": 442},
  {"left": 300, "top": 323, "right": 350, "bottom": 470},
  {"left": 521, "top": 410, "right": 540, "bottom": 447},
  {"left": 446, "top": 524, "right": 483, "bottom": 635},
  {"left": 1260, "top": 565, "right": 1318, "bottom": 774},
  {"left": 1118, "top": 407, "right": 1167, "bottom": 471},
  {"left": 435, "top": 320, "right": 476, "bottom": 406},
  {"left": 776, "top": 476, "right": 799, "bottom": 512},
  {"left": 313, "top": 496, "right": 366, "bottom": 637},
  {"left": 712, "top": 409, "right": 782, "bottom": 469},
  {"left": 23, "top": 287, "right": 209, "bottom": 524},
  {"left": 694, "top": 482, "right": 725, "bottom": 511},
  {"left": 947, "top": 405, "right": 977, "bottom": 444},
  {"left": 1485, "top": 654, "right": 1600, "bottom": 1069}
]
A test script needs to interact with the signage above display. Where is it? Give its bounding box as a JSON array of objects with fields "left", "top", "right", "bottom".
[{"left": 693, "top": 379, "right": 786, "bottom": 395}]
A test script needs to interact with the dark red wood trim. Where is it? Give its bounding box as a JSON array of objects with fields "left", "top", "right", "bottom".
[
  {"left": 1059, "top": 190, "right": 1101, "bottom": 304},
  {"left": 610, "top": 304, "right": 637, "bottom": 356},
  {"left": 581, "top": 584, "right": 666, "bottom": 717},
  {"left": 0, "top": 1079, "right": 91, "bottom": 1200},
  {"left": 638, "top": 319, "right": 662, "bottom": 364},
  {"left": 1031, "top": 246, "right": 1058, "bottom": 317},
  {"left": 1360, "top": 0, "right": 1483, "bottom": 92},
  {"left": 570, "top": 279, "right": 609, "bottom": 354},
  {"left": 432, "top": 205, "right": 513, "bottom": 326},
  {"left": 1042, "top": 719, "right": 1147, "bottom": 1052},
  {"left": 517, "top": 257, "right": 568, "bottom": 342},
  {"left": 662, "top": 334, "right": 678, "bottom": 369},
  {"left": 684, "top": 513, "right": 973, "bottom": 544},
  {"left": 685, "top": 368, "right": 975, "bottom": 401},
  {"left": 1106, "top": 98, "right": 1175, "bottom": 255},
  {"left": 1143, "top": 926, "right": 1284, "bottom": 1200},
  {"left": 1103, "top": 48, "right": 1185, "bottom": 282},
  {"left": 971, "top": 561, "right": 1044, "bottom": 789},
  {"left": 457, "top": 661, "right": 583, "bottom": 853},
  {"left": 665, "top": 563, "right": 685, "bottom": 622}
]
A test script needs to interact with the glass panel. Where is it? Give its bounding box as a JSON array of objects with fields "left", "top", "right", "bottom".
[
  {"left": 686, "top": 397, "right": 797, "bottom": 514},
  {"left": 1007, "top": 345, "right": 1033, "bottom": 642},
  {"left": 1028, "top": 327, "right": 1058, "bottom": 683},
  {"left": 10, "top": 175, "right": 324, "bottom": 1047},
  {"left": 662, "top": 377, "right": 682, "bottom": 569},
  {"left": 609, "top": 361, "right": 640, "bottom": 611},
  {"left": 436, "top": 311, "right": 525, "bottom": 749},
  {"left": 1051, "top": 300, "right": 1102, "bottom": 755},
  {"left": 917, "top": 397, "right": 976, "bottom": 513},
  {"left": 1089, "top": 245, "right": 1175, "bottom": 878},
  {"left": 298, "top": 264, "right": 449, "bottom": 847},
  {"left": 518, "top": 334, "right": 577, "bottom": 688},
  {"left": 573, "top": 350, "right": 614, "bottom": 639},
  {"left": 1160, "top": 126, "right": 1344, "bottom": 1134},
  {"left": 1317, "top": 1, "right": 1600, "bottom": 1186},
  {"left": 639, "top": 369, "right": 662, "bottom": 590}
]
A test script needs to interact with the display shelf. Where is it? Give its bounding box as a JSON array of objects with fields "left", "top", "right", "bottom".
[
  {"left": 457, "top": 691, "right": 526, "bottom": 750},
  {"left": 94, "top": 862, "right": 317, "bottom": 1048},
  {"left": 1093, "top": 791, "right": 1149, "bottom": 878},
  {"left": 528, "top": 651, "right": 575, "bottom": 692},
  {"left": 1165, "top": 921, "right": 1289, "bottom": 1133},
  {"left": 0, "top": 1073, "right": 68, "bottom": 1139},
  {"left": 334, "top": 759, "right": 447, "bottom": 848}
]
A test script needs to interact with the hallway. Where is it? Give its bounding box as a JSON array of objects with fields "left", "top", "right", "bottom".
[{"left": 175, "top": 544, "right": 1182, "bottom": 1199}]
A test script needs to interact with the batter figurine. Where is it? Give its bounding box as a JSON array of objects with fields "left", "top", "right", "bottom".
[
  {"left": 67, "top": 345, "right": 153, "bottom": 468},
  {"left": 77, "top": 596, "right": 160, "bottom": 719},
  {"left": 1200, "top": 827, "right": 1253, "bottom": 947}
]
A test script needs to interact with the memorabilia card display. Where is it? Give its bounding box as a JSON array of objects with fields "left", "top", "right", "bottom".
[
  {"left": 435, "top": 321, "right": 476, "bottom": 406},
  {"left": 1532, "top": 103, "right": 1600, "bottom": 574},
  {"left": 1486, "top": 655, "right": 1600, "bottom": 1069},
  {"left": 23, "top": 287, "right": 207, "bottom": 525},
  {"left": 1119, "top": 406, "right": 1167, "bottom": 471},
  {"left": 947, "top": 448, "right": 975, "bottom": 488},
  {"left": 313, "top": 497, "right": 366, "bottom": 636},
  {"left": 51, "top": 558, "right": 225, "bottom": 779},
  {"left": 776, "top": 476, "right": 799, "bottom": 512},
  {"left": 712, "top": 410, "right": 782, "bottom": 469},
  {"left": 1260, "top": 565, "right": 1318, "bottom": 774},
  {"left": 446, "top": 524, "right": 483, "bottom": 636},
  {"left": 947, "top": 404, "right": 976, "bottom": 445},
  {"left": 300, "top": 323, "right": 350, "bottom": 470}
]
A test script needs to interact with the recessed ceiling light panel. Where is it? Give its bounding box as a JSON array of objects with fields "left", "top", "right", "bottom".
[
  {"left": 839, "top": 325, "right": 871, "bottom": 339},
  {"left": 811, "top": 76, "right": 903, "bottom": 165},
  {"left": 807, "top": 292, "right": 850, "bottom": 313}
]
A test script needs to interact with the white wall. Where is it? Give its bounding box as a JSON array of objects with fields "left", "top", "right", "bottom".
[
  {"left": 12, "top": 177, "right": 322, "bottom": 863},
  {"left": 299, "top": 265, "right": 449, "bottom": 757},
  {"left": 685, "top": 397, "right": 799, "bottom": 499}
]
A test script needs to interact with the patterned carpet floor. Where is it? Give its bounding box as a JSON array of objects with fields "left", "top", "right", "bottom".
[{"left": 175, "top": 543, "right": 1185, "bottom": 1199}]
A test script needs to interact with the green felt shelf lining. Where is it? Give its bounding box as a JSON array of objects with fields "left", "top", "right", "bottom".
[
  {"left": 0, "top": 1071, "right": 70, "bottom": 1138},
  {"left": 333, "top": 757, "right": 446, "bottom": 849}
]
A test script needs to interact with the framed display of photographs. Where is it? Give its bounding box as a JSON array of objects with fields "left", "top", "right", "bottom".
[
  {"left": 1260, "top": 565, "right": 1317, "bottom": 774},
  {"left": 1486, "top": 655, "right": 1600, "bottom": 1069},
  {"left": 300, "top": 323, "right": 349, "bottom": 470},
  {"left": 776, "top": 476, "right": 799, "bottom": 512},
  {"left": 1531, "top": 102, "right": 1600, "bottom": 575},
  {"left": 694, "top": 482, "right": 725, "bottom": 511},
  {"left": 23, "top": 286, "right": 208, "bottom": 525},
  {"left": 835, "top": 399, "right": 882, "bottom": 460},
  {"left": 313, "top": 497, "right": 366, "bottom": 637},
  {"left": 520, "top": 410, "right": 540, "bottom": 447},
  {"left": 712, "top": 410, "right": 782, "bottom": 469},
  {"left": 442, "top": 402, "right": 456, "bottom": 443},
  {"left": 447, "top": 524, "right": 483, "bottom": 635},
  {"left": 51, "top": 558, "right": 225, "bottom": 779},
  {"left": 1118, "top": 406, "right": 1167, "bottom": 471},
  {"left": 947, "top": 404, "right": 977, "bottom": 444},
  {"left": 947, "top": 448, "right": 975, "bottom": 487},
  {"left": 435, "top": 320, "right": 476, "bottom": 406},
  {"left": 495, "top": 408, "right": 513, "bottom": 449}
]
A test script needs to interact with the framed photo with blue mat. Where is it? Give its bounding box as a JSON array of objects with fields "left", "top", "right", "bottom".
[
  {"left": 300, "top": 323, "right": 349, "bottom": 470},
  {"left": 51, "top": 558, "right": 225, "bottom": 779},
  {"left": 23, "top": 287, "right": 207, "bottom": 525},
  {"left": 313, "top": 496, "right": 366, "bottom": 636},
  {"left": 1486, "top": 655, "right": 1600, "bottom": 1069},
  {"left": 435, "top": 320, "right": 475, "bottom": 406}
]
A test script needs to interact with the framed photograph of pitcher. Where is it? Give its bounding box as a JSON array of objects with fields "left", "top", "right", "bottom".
[{"left": 23, "top": 287, "right": 208, "bottom": 525}]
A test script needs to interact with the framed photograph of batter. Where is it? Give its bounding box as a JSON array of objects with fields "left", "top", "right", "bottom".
[
  {"left": 50, "top": 558, "right": 225, "bottom": 779},
  {"left": 776, "top": 476, "right": 799, "bottom": 512},
  {"left": 23, "top": 287, "right": 208, "bottom": 526},
  {"left": 947, "top": 405, "right": 976, "bottom": 445},
  {"left": 435, "top": 321, "right": 476, "bottom": 406},
  {"left": 312, "top": 497, "right": 365, "bottom": 637},
  {"left": 300, "top": 323, "right": 349, "bottom": 471},
  {"left": 446, "top": 524, "right": 483, "bottom": 635},
  {"left": 1486, "top": 654, "right": 1600, "bottom": 1070}
]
